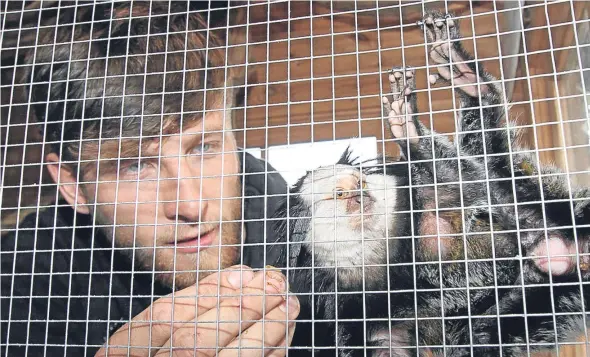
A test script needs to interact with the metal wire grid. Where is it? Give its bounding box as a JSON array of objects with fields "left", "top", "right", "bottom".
[{"left": 0, "top": 0, "right": 589, "bottom": 356}]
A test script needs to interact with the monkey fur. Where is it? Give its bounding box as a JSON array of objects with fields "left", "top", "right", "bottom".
[
  {"left": 381, "top": 10, "right": 590, "bottom": 356},
  {"left": 271, "top": 10, "right": 590, "bottom": 357}
]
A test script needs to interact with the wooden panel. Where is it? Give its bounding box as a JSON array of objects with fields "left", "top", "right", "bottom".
[
  {"left": 3, "top": 1, "right": 585, "bottom": 226},
  {"left": 233, "top": 0, "right": 506, "bottom": 156},
  {"left": 517, "top": 2, "right": 590, "bottom": 169}
]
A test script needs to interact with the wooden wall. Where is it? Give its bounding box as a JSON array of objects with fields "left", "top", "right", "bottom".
[
  {"left": 225, "top": 0, "right": 589, "bottom": 171},
  {"left": 1, "top": 1, "right": 589, "bottom": 227}
]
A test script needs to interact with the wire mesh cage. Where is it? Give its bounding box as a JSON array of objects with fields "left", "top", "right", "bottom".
[{"left": 1, "top": 1, "right": 590, "bottom": 356}]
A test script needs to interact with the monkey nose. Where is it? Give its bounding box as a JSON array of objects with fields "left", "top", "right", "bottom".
[{"left": 353, "top": 194, "right": 362, "bottom": 204}]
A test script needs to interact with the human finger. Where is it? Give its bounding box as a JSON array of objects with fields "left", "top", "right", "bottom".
[
  {"left": 94, "top": 265, "right": 255, "bottom": 357},
  {"left": 155, "top": 268, "right": 289, "bottom": 357},
  {"left": 217, "top": 293, "right": 300, "bottom": 357}
]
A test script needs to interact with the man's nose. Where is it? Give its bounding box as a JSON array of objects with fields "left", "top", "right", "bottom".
[{"left": 162, "top": 161, "right": 205, "bottom": 223}]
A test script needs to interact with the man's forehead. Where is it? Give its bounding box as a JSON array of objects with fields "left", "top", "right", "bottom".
[{"left": 98, "top": 110, "right": 227, "bottom": 159}]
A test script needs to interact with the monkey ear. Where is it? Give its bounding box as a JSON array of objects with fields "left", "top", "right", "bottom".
[{"left": 336, "top": 145, "right": 359, "bottom": 166}]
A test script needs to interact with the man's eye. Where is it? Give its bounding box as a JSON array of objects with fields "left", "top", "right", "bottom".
[
  {"left": 192, "top": 143, "right": 212, "bottom": 155},
  {"left": 123, "top": 161, "right": 150, "bottom": 175}
]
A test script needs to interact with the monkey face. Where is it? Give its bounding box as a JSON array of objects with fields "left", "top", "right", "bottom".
[{"left": 297, "top": 163, "right": 399, "bottom": 266}]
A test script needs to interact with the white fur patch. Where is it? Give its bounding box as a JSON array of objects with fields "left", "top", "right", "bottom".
[{"left": 298, "top": 164, "right": 399, "bottom": 267}]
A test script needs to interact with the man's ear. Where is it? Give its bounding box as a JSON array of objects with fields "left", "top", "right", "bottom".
[{"left": 45, "top": 153, "right": 90, "bottom": 215}]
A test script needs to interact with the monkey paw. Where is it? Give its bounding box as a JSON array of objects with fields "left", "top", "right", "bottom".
[
  {"left": 381, "top": 67, "right": 419, "bottom": 144},
  {"left": 419, "top": 11, "right": 459, "bottom": 67},
  {"left": 420, "top": 11, "right": 486, "bottom": 97}
]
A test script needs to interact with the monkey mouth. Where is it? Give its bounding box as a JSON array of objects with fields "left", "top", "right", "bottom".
[
  {"left": 346, "top": 192, "right": 375, "bottom": 214},
  {"left": 345, "top": 192, "right": 377, "bottom": 230}
]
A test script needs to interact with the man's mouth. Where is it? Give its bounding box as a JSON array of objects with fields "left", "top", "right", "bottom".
[{"left": 168, "top": 228, "right": 216, "bottom": 254}]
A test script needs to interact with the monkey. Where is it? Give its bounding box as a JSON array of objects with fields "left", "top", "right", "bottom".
[
  {"left": 382, "top": 61, "right": 590, "bottom": 357},
  {"left": 271, "top": 66, "right": 530, "bottom": 357},
  {"left": 270, "top": 147, "right": 416, "bottom": 357},
  {"left": 410, "top": 10, "right": 590, "bottom": 283},
  {"left": 378, "top": 11, "right": 590, "bottom": 356},
  {"left": 269, "top": 9, "right": 590, "bottom": 357},
  {"left": 268, "top": 10, "right": 522, "bottom": 357},
  {"left": 271, "top": 64, "right": 524, "bottom": 357}
]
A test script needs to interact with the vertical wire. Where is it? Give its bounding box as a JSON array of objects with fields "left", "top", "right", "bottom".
[
  {"left": 211, "top": 0, "right": 231, "bottom": 354},
  {"left": 169, "top": 0, "right": 183, "bottom": 328},
  {"left": 161, "top": 7, "right": 177, "bottom": 354},
  {"left": 308, "top": 0, "right": 316, "bottom": 353},
  {"left": 0, "top": 0, "right": 24, "bottom": 224},
  {"left": 238, "top": 2, "right": 253, "bottom": 353},
  {"left": 374, "top": 2, "right": 395, "bottom": 355},
  {"left": 220, "top": 0, "right": 235, "bottom": 354},
  {"left": 516, "top": 1, "right": 543, "bottom": 353},
  {"left": 23, "top": 3, "right": 64, "bottom": 356},
  {"left": 0, "top": 0, "right": 10, "bottom": 220},
  {"left": 240, "top": 0, "right": 250, "bottom": 271},
  {"left": 82, "top": 1, "right": 107, "bottom": 354},
  {"left": 569, "top": 2, "right": 590, "bottom": 156},
  {"left": 462, "top": 3, "right": 480, "bottom": 354},
  {"left": 543, "top": 0, "right": 584, "bottom": 352},
  {"left": 140, "top": 1, "right": 165, "bottom": 355},
  {"left": 285, "top": 1, "right": 292, "bottom": 352},
  {"left": 2, "top": 1, "right": 44, "bottom": 356},
  {"left": 54, "top": 3, "right": 85, "bottom": 357},
  {"left": 262, "top": 0, "right": 273, "bottom": 354},
  {"left": 490, "top": 2, "right": 517, "bottom": 354},
  {"left": 419, "top": 0, "right": 447, "bottom": 353},
  {"left": 262, "top": 1, "right": 271, "bottom": 269},
  {"left": 567, "top": 0, "right": 590, "bottom": 348},
  {"left": 352, "top": 1, "right": 367, "bottom": 354},
  {"left": 103, "top": 1, "right": 140, "bottom": 355},
  {"left": 328, "top": 2, "right": 340, "bottom": 354},
  {"left": 180, "top": 1, "right": 194, "bottom": 355}
]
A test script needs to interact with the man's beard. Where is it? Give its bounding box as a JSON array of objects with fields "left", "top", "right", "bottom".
[{"left": 94, "top": 199, "right": 243, "bottom": 291}]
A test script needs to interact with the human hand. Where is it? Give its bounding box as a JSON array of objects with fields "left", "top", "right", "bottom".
[{"left": 94, "top": 265, "right": 299, "bottom": 357}]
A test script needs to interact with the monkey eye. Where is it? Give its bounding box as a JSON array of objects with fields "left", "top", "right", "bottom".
[
  {"left": 360, "top": 180, "right": 367, "bottom": 189},
  {"left": 335, "top": 188, "right": 345, "bottom": 199}
]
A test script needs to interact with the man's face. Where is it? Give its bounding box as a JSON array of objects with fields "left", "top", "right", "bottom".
[{"left": 81, "top": 111, "right": 242, "bottom": 289}]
